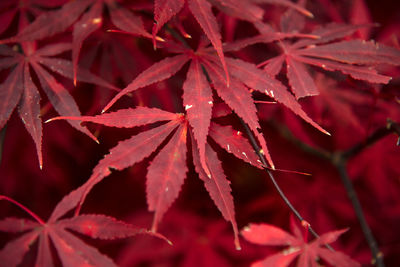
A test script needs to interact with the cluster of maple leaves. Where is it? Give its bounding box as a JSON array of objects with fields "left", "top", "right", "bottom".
[{"left": 0, "top": 0, "right": 400, "bottom": 266}]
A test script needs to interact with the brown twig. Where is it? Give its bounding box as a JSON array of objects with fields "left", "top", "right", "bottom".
[{"left": 342, "top": 119, "right": 400, "bottom": 159}]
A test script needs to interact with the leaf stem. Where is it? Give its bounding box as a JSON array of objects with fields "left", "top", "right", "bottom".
[{"left": 0, "top": 195, "right": 46, "bottom": 225}]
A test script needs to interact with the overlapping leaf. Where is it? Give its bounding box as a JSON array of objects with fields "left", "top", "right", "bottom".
[
  {"left": 152, "top": 0, "right": 312, "bottom": 39},
  {"left": 0, "top": 0, "right": 67, "bottom": 35},
  {"left": 152, "top": 0, "right": 314, "bottom": 85},
  {"left": 69, "top": 0, "right": 153, "bottom": 86},
  {"left": 0, "top": 0, "right": 84, "bottom": 42},
  {"left": 0, "top": 0, "right": 152, "bottom": 86},
  {"left": 201, "top": 57, "right": 275, "bottom": 168},
  {"left": 257, "top": 22, "right": 400, "bottom": 99},
  {"left": 0, "top": 195, "right": 165, "bottom": 267},
  {"left": 0, "top": 42, "right": 116, "bottom": 167}
]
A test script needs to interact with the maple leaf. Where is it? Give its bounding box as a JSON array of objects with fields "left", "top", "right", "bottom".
[
  {"left": 152, "top": 0, "right": 314, "bottom": 85},
  {"left": 0, "top": 0, "right": 67, "bottom": 35},
  {"left": 70, "top": 0, "right": 153, "bottom": 85},
  {"left": 0, "top": 41, "right": 116, "bottom": 168},
  {"left": 0, "top": 194, "right": 166, "bottom": 267},
  {"left": 241, "top": 220, "right": 360, "bottom": 267},
  {"left": 47, "top": 105, "right": 242, "bottom": 249},
  {"left": 0, "top": 0, "right": 153, "bottom": 85},
  {"left": 152, "top": 0, "right": 313, "bottom": 39},
  {"left": 0, "top": 0, "right": 93, "bottom": 44},
  {"left": 256, "top": 20, "right": 400, "bottom": 99}
]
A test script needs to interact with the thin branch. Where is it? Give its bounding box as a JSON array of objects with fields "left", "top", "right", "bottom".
[
  {"left": 271, "top": 120, "right": 400, "bottom": 267},
  {"left": 239, "top": 118, "right": 334, "bottom": 251},
  {"left": 333, "top": 158, "right": 384, "bottom": 267},
  {"left": 342, "top": 119, "right": 400, "bottom": 159}
]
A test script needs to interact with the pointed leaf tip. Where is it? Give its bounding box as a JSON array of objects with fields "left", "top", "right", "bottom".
[
  {"left": 146, "top": 230, "right": 173, "bottom": 245},
  {"left": 305, "top": 11, "right": 314, "bottom": 18},
  {"left": 44, "top": 118, "right": 56, "bottom": 123},
  {"left": 36, "top": 147, "right": 43, "bottom": 171},
  {"left": 235, "top": 238, "right": 241, "bottom": 250},
  {"left": 86, "top": 131, "right": 99, "bottom": 144}
]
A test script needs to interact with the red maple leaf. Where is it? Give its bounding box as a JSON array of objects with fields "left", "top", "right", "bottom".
[
  {"left": 254, "top": 9, "right": 400, "bottom": 99},
  {"left": 0, "top": 0, "right": 153, "bottom": 85},
  {"left": 0, "top": 194, "right": 166, "bottom": 267},
  {"left": 152, "top": 0, "right": 313, "bottom": 85},
  {"left": 241, "top": 220, "right": 360, "bottom": 267},
  {"left": 48, "top": 106, "right": 244, "bottom": 249},
  {"left": 0, "top": 41, "right": 116, "bottom": 168},
  {"left": 0, "top": 0, "right": 67, "bottom": 35}
]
